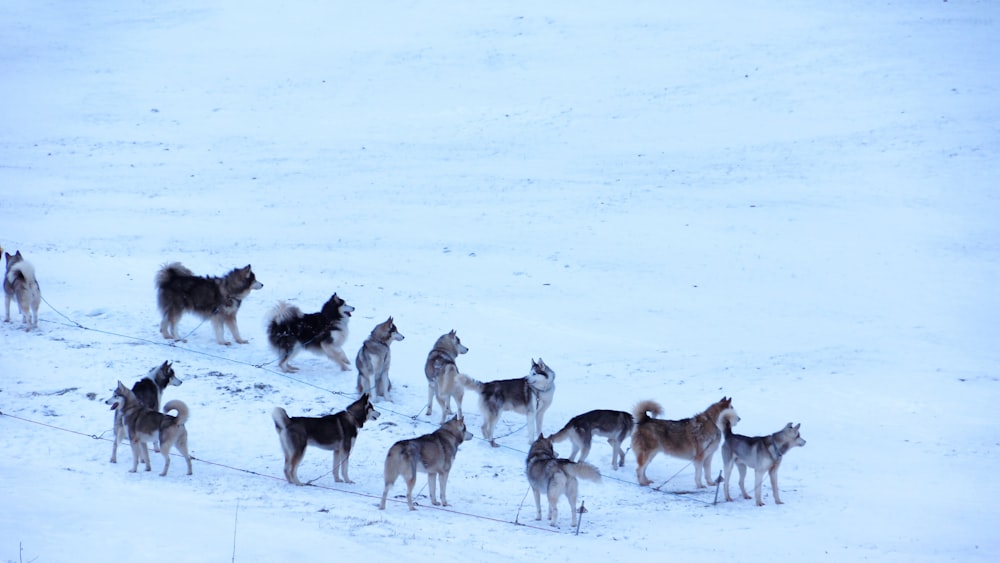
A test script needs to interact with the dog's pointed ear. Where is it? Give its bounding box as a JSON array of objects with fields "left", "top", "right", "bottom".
[{"left": 449, "top": 329, "right": 456, "bottom": 336}]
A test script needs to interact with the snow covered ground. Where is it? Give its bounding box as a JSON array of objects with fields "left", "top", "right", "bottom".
[{"left": 2, "top": 1, "right": 998, "bottom": 561}]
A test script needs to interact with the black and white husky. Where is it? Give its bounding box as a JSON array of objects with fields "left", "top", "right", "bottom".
[
  {"left": 266, "top": 293, "right": 354, "bottom": 373},
  {"left": 459, "top": 358, "right": 556, "bottom": 447}
]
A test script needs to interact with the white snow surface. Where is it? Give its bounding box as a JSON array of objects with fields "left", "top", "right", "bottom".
[{"left": 2, "top": 1, "right": 998, "bottom": 561}]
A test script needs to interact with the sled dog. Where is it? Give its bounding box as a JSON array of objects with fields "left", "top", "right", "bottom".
[
  {"left": 356, "top": 316, "right": 404, "bottom": 400},
  {"left": 4, "top": 250, "right": 41, "bottom": 330},
  {"left": 423, "top": 330, "right": 469, "bottom": 422},
  {"left": 266, "top": 293, "right": 354, "bottom": 372},
  {"left": 271, "top": 394, "right": 380, "bottom": 485},
  {"left": 106, "top": 361, "right": 183, "bottom": 463},
  {"left": 549, "top": 409, "right": 634, "bottom": 470},
  {"left": 526, "top": 433, "right": 601, "bottom": 527},
  {"left": 108, "top": 381, "right": 192, "bottom": 476},
  {"left": 459, "top": 358, "right": 556, "bottom": 447},
  {"left": 379, "top": 416, "right": 474, "bottom": 511},
  {"left": 722, "top": 413, "right": 806, "bottom": 506},
  {"left": 631, "top": 397, "right": 738, "bottom": 488},
  {"left": 155, "top": 262, "right": 263, "bottom": 345}
]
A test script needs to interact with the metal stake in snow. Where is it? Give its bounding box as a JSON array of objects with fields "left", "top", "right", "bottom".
[
  {"left": 713, "top": 471, "right": 724, "bottom": 505},
  {"left": 575, "top": 501, "right": 586, "bottom": 536}
]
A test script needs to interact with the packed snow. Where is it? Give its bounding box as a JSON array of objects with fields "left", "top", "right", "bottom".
[{"left": 2, "top": 1, "right": 998, "bottom": 561}]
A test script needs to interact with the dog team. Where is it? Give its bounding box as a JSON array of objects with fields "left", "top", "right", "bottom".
[{"left": 5, "top": 253, "right": 807, "bottom": 525}]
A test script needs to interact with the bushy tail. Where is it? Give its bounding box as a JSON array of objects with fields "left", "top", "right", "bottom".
[
  {"left": 567, "top": 461, "right": 602, "bottom": 483},
  {"left": 720, "top": 409, "right": 740, "bottom": 437},
  {"left": 163, "top": 400, "right": 190, "bottom": 425},
  {"left": 456, "top": 373, "right": 483, "bottom": 392},
  {"left": 267, "top": 301, "right": 303, "bottom": 326},
  {"left": 632, "top": 400, "right": 663, "bottom": 424},
  {"left": 155, "top": 262, "right": 193, "bottom": 288},
  {"left": 272, "top": 407, "right": 290, "bottom": 432},
  {"left": 7, "top": 261, "right": 36, "bottom": 286}
]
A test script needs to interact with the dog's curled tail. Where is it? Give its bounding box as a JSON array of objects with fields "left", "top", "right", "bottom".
[
  {"left": 720, "top": 409, "right": 740, "bottom": 437},
  {"left": 632, "top": 399, "right": 663, "bottom": 424},
  {"left": 7, "top": 260, "right": 37, "bottom": 286},
  {"left": 455, "top": 373, "right": 483, "bottom": 392},
  {"left": 272, "top": 407, "right": 291, "bottom": 432},
  {"left": 163, "top": 400, "right": 190, "bottom": 425},
  {"left": 567, "top": 461, "right": 602, "bottom": 483},
  {"left": 267, "top": 301, "right": 303, "bottom": 326}
]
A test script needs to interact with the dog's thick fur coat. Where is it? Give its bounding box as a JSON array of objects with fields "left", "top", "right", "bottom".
[
  {"left": 525, "top": 433, "right": 601, "bottom": 527},
  {"left": 631, "top": 397, "right": 737, "bottom": 488},
  {"left": 423, "top": 330, "right": 469, "bottom": 421},
  {"left": 156, "top": 262, "right": 263, "bottom": 345},
  {"left": 722, "top": 413, "right": 806, "bottom": 506},
  {"left": 379, "top": 416, "right": 473, "bottom": 511},
  {"left": 110, "top": 380, "right": 192, "bottom": 477},
  {"left": 4, "top": 250, "right": 41, "bottom": 330},
  {"left": 549, "top": 409, "right": 634, "bottom": 470},
  {"left": 459, "top": 358, "right": 556, "bottom": 447},
  {"left": 266, "top": 293, "right": 354, "bottom": 372},
  {"left": 107, "top": 361, "right": 182, "bottom": 463},
  {"left": 271, "top": 394, "right": 380, "bottom": 485},
  {"left": 356, "top": 316, "right": 404, "bottom": 400}
]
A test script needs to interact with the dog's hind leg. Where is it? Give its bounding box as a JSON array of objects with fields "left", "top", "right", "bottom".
[{"left": 175, "top": 431, "right": 193, "bottom": 476}]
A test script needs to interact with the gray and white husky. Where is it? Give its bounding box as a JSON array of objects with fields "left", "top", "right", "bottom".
[
  {"left": 106, "top": 361, "right": 183, "bottom": 463},
  {"left": 379, "top": 416, "right": 474, "bottom": 511},
  {"left": 423, "top": 330, "right": 469, "bottom": 422},
  {"left": 526, "top": 433, "right": 601, "bottom": 527},
  {"left": 722, "top": 412, "right": 806, "bottom": 506},
  {"left": 459, "top": 358, "right": 556, "bottom": 447},
  {"left": 4, "top": 250, "right": 41, "bottom": 330},
  {"left": 108, "top": 380, "right": 192, "bottom": 477},
  {"left": 549, "top": 409, "right": 634, "bottom": 470},
  {"left": 356, "top": 316, "right": 404, "bottom": 401}
]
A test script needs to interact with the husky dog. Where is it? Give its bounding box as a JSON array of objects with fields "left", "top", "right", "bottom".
[
  {"left": 356, "top": 316, "right": 404, "bottom": 400},
  {"left": 266, "top": 294, "right": 354, "bottom": 373},
  {"left": 156, "top": 262, "right": 263, "bottom": 345},
  {"left": 108, "top": 381, "right": 192, "bottom": 476},
  {"left": 631, "top": 397, "right": 738, "bottom": 488},
  {"left": 4, "top": 250, "right": 41, "bottom": 330},
  {"left": 459, "top": 358, "right": 556, "bottom": 447},
  {"left": 106, "top": 361, "right": 183, "bottom": 463},
  {"left": 271, "top": 394, "right": 380, "bottom": 485},
  {"left": 526, "top": 433, "right": 601, "bottom": 527},
  {"left": 549, "top": 409, "right": 634, "bottom": 470},
  {"left": 722, "top": 413, "right": 806, "bottom": 506},
  {"left": 423, "top": 330, "right": 469, "bottom": 421},
  {"left": 379, "top": 416, "right": 474, "bottom": 511}
]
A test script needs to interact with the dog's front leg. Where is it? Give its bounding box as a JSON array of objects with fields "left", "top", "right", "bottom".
[
  {"left": 211, "top": 317, "right": 231, "bottom": 345},
  {"left": 769, "top": 467, "right": 783, "bottom": 504}
]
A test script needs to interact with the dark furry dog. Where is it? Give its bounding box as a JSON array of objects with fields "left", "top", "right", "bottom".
[
  {"left": 156, "top": 262, "right": 263, "bottom": 345},
  {"left": 266, "top": 293, "right": 354, "bottom": 373},
  {"left": 105, "top": 361, "right": 183, "bottom": 463},
  {"left": 271, "top": 394, "right": 380, "bottom": 485},
  {"left": 549, "top": 409, "right": 634, "bottom": 470}
]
